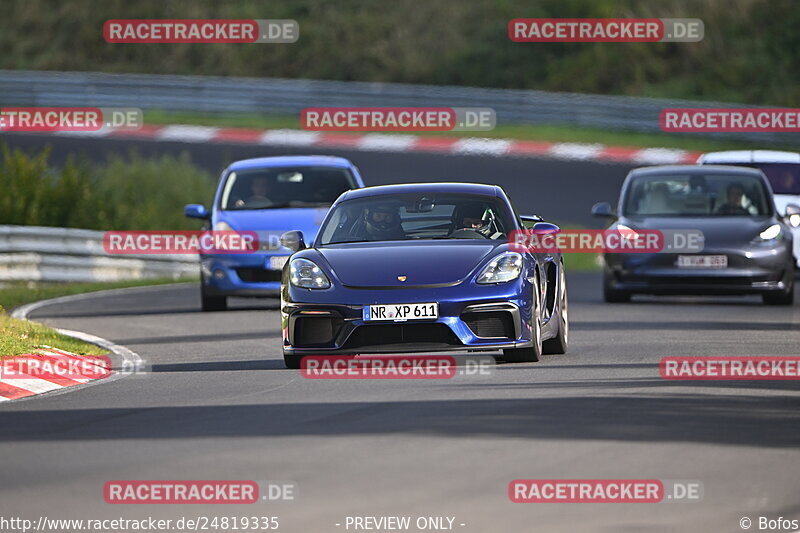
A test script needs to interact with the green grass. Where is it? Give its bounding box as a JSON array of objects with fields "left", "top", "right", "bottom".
[
  {"left": 143, "top": 110, "right": 797, "bottom": 153},
  {"left": 0, "top": 313, "right": 109, "bottom": 357},
  {"left": 0, "top": 278, "right": 195, "bottom": 314},
  {"left": 561, "top": 252, "right": 601, "bottom": 272}
]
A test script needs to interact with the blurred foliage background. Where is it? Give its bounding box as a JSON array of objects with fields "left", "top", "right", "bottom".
[
  {"left": 0, "top": 143, "right": 214, "bottom": 230},
  {"left": 1, "top": 0, "right": 798, "bottom": 105}
]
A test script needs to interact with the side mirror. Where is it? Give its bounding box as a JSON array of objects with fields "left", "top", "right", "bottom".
[
  {"left": 591, "top": 202, "right": 615, "bottom": 218},
  {"left": 532, "top": 222, "right": 560, "bottom": 234},
  {"left": 184, "top": 204, "right": 210, "bottom": 220},
  {"left": 785, "top": 203, "right": 800, "bottom": 228},
  {"left": 280, "top": 230, "right": 306, "bottom": 253}
]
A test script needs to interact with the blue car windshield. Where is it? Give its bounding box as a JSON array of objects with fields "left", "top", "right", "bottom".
[
  {"left": 719, "top": 163, "right": 800, "bottom": 195},
  {"left": 319, "top": 193, "right": 514, "bottom": 244},
  {"left": 623, "top": 173, "right": 772, "bottom": 217},
  {"left": 220, "top": 166, "right": 356, "bottom": 210}
]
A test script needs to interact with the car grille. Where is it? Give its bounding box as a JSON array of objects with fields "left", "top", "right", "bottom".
[
  {"left": 235, "top": 267, "right": 281, "bottom": 283},
  {"left": 343, "top": 323, "right": 461, "bottom": 350},
  {"left": 462, "top": 311, "right": 515, "bottom": 338}
]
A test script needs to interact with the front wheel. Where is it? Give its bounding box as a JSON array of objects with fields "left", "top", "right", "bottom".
[
  {"left": 763, "top": 280, "right": 794, "bottom": 305},
  {"left": 543, "top": 263, "right": 569, "bottom": 355},
  {"left": 502, "top": 281, "right": 542, "bottom": 363}
]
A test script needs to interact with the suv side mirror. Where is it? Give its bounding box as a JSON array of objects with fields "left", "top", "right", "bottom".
[
  {"left": 785, "top": 203, "right": 800, "bottom": 228},
  {"left": 184, "top": 204, "right": 210, "bottom": 220},
  {"left": 591, "top": 202, "right": 615, "bottom": 218},
  {"left": 280, "top": 230, "right": 306, "bottom": 252}
]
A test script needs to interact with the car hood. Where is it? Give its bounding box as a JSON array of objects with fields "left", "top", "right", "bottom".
[
  {"left": 622, "top": 215, "right": 777, "bottom": 245},
  {"left": 317, "top": 241, "right": 501, "bottom": 287},
  {"left": 219, "top": 207, "right": 328, "bottom": 250}
]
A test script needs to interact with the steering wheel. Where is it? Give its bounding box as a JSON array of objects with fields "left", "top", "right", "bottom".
[{"left": 448, "top": 228, "right": 487, "bottom": 239}]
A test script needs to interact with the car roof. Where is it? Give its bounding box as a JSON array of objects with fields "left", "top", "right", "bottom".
[
  {"left": 629, "top": 164, "right": 765, "bottom": 177},
  {"left": 339, "top": 182, "right": 502, "bottom": 201},
  {"left": 227, "top": 155, "right": 353, "bottom": 171},
  {"left": 697, "top": 150, "right": 800, "bottom": 164}
]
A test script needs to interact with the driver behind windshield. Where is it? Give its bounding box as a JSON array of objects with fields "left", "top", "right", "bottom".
[
  {"left": 235, "top": 175, "right": 273, "bottom": 208},
  {"left": 364, "top": 203, "right": 405, "bottom": 241},
  {"left": 716, "top": 183, "right": 750, "bottom": 215}
]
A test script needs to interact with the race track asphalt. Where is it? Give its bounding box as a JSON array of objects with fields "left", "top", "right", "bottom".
[{"left": 1, "top": 133, "right": 799, "bottom": 532}]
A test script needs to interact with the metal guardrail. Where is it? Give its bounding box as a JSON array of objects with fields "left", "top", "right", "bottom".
[
  {"left": 0, "top": 225, "right": 198, "bottom": 283},
  {"left": 1, "top": 70, "right": 797, "bottom": 143}
]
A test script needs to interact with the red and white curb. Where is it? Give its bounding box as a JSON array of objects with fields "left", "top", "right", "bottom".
[
  {"left": 0, "top": 347, "right": 111, "bottom": 401},
  {"left": 51, "top": 125, "right": 701, "bottom": 165},
  {"left": 4, "top": 290, "right": 146, "bottom": 402}
]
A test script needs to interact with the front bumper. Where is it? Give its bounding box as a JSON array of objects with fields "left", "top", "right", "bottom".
[
  {"left": 604, "top": 245, "right": 793, "bottom": 295},
  {"left": 201, "top": 253, "right": 288, "bottom": 297},
  {"left": 282, "top": 281, "right": 537, "bottom": 355}
]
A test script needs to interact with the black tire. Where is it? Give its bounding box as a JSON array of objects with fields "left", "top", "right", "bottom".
[
  {"left": 502, "top": 281, "right": 542, "bottom": 363},
  {"left": 603, "top": 272, "right": 631, "bottom": 303},
  {"left": 543, "top": 263, "right": 569, "bottom": 355},
  {"left": 763, "top": 279, "right": 794, "bottom": 305},
  {"left": 283, "top": 352, "right": 303, "bottom": 369},
  {"left": 201, "top": 291, "right": 227, "bottom": 312}
]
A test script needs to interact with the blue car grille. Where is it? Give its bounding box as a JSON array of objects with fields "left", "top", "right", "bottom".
[{"left": 462, "top": 311, "right": 515, "bottom": 339}]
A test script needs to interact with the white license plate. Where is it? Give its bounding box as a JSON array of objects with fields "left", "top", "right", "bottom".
[
  {"left": 364, "top": 303, "right": 438, "bottom": 322},
  {"left": 268, "top": 255, "right": 289, "bottom": 270},
  {"left": 677, "top": 255, "right": 728, "bottom": 268}
]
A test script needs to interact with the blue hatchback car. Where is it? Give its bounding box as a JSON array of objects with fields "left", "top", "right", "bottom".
[
  {"left": 185, "top": 155, "right": 365, "bottom": 311},
  {"left": 279, "top": 182, "right": 569, "bottom": 368}
]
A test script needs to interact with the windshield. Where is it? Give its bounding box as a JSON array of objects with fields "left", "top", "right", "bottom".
[
  {"left": 319, "top": 193, "right": 514, "bottom": 245},
  {"left": 220, "top": 166, "right": 355, "bottom": 210},
  {"left": 717, "top": 163, "right": 800, "bottom": 195},
  {"left": 623, "top": 173, "right": 772, "bottom": 217}
]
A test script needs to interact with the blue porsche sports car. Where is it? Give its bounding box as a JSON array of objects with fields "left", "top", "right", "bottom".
[
  {"left": 185, "top": 155, "right": 365, "bottom": 311},
  {"left": 279, "top": 182, "right": 569, "bottom": 368}
]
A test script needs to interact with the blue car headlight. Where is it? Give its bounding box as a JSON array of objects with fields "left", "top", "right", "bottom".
[
  {"left": 476, "top": 252, "right": 523, "bottom": 284},
  {"left": 751, "top": 223, "right": 784, "bottom": 246},
  {"left": 290, "top": 258, "right": 331, "bottom": 289}
]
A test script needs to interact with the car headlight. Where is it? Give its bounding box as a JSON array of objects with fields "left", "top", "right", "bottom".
[
  {"left": 290, "top": 258, "right": 331, "bottom": 289},
  {"left": 753, "top": 223, "right": 783, "bottom": 244},
  {"left": 476, "top": 252, "right": 523, "bottom": 284},
  {"left": 214, "top": 221, "right": 234, "bottom": 232},
  {"left": 788, "top": 214, "right": 800, "bottom": 228}
]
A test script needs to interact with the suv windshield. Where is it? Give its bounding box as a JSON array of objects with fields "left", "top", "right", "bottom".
[
  {"left": 220, "top": 166, "right": 355, "bottom": 210},
  {"left": 624, "top": 173, "right": 772, "bottom": 217},
  {"left": 319, "top": 193, "right": 513, "bottom": 244}
]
